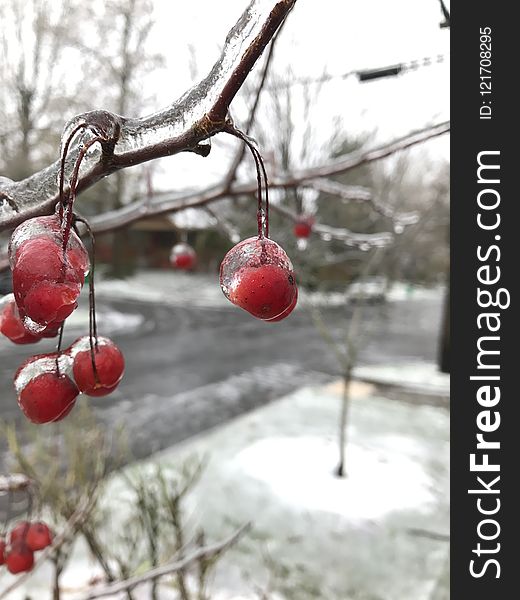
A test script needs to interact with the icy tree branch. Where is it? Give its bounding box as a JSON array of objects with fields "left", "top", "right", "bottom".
[
  {"left": 0, "top": 472, "right": 32, "bottom": 494},
  {"left": 85, "top": 121, "right": 448, "bottom": 237},
  {"left": 307, "top": 178, "right": 419, "bottom": 225},
  {"left": 75, "top": 523, "right": 251, "bottom": 600},
  {"left": 270, "top": 202, "right": 393, "bottom": 246},
  {"left": 0, "top": 0, "right": 296, "bottom": 232}
]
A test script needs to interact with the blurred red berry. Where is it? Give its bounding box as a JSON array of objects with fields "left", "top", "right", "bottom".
[
  {"left": 6, "top": 541, "right": 34, "bottom": 574},
  {"left": 26, "top": 522, "right": 53, "bottom": 551}
]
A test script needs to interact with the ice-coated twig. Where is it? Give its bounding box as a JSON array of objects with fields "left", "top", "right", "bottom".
[
  {"left": 85, "top": 123, "right": 447, "bottom": 240},
  {"left": 0, "top": 0, "right": 296, "bottom": 232},
  {"left": 74, "top": 523, "right": 251, "bottom": 600},
  {"left": 306, "top": 178, "right": 419, "bottom": 225},
  {"left": 224, "top": 13, "right": 286, "bottom": 190},
  {"left": 271, "top": 202, "right": 394, "bottom": 247},
  {"left": 0, "top": 473, "right": 32, "bottom": 494},
  {"left": 203, "top": 205, "right": 241, "bottom": 244}
]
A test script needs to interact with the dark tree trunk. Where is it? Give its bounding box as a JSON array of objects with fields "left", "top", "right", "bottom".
[{"left": 438, "top": 281, "right": 450, "bottom": 374}]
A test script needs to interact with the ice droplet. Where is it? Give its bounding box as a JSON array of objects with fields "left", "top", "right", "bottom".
[{"left": 297, "top": 238, "right": 308, "bottom": 251}]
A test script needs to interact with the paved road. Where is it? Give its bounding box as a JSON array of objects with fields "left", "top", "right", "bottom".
[{"left": 0, "top": 292, "right": 443, "bottom": 465}]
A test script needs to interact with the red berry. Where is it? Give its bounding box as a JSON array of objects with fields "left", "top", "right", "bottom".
[
  {"left": 170, "top": 243, "right": 196, "bottom": 270},
  {"left": 293, "top": 218, "right": 313, "bottom": 239},
  {"left": 0, "top": 295, "right": 42, "bottom": 344},
  {"left": 220, "top": 237, "right": 296, "bottom": 321},
  {"left": 26, "top": 522, "right": 53, "bottom": 551},
  {"left": 22, "top": 280, "right": 81, "bottom": 325},
  {"left": 9, "top": 521, "right": 30, "bottom": 544},
  {"left": 9, "top": 214, "right": 89, "bottom": 331},
  {"left": 15, "top": 354, "right": 78, "bottom": 424},
  {"left": 264, "top": 286, "right": 298, "bottom": 322},
  {"left": 69, "top": 336, "right": 125, "bottom": 397},
  {"left": 0, "top": 538, "right": 6, "bottom": 565},
  {"left": 5, "top": 541, "right": 34, "bottom": 574}
]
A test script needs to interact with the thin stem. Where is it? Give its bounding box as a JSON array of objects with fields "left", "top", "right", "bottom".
[
  {"left": 54, "top": 322, "right": 66, "bottom": 378},
  {"left": 63, "top": 135, "right": 104, "bottom": 251},
  {"left": 58, "top": 122, "right": 88, "bottom": 220},
  {"left": 223, "top": 125, "right": 270, "bottom": 239},
  {"left": 251, "top": 145, "right": 269, "bottom": 239},
  {"left": 56, "top": 322, "right": 65, "bottom": 354},
  {"left": 75, "top": 216, "right": 100, "bottom": 383}
]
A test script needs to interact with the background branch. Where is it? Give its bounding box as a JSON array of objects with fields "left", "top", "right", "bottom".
[
  {"left": 85, "top": 122, "right": 448, "bottom": 236},
  {"left": 76, "top": 523, "right": 251, "bottom": 600}
]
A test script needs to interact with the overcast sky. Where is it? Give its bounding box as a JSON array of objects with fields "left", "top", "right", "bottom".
[{"left": 132, "top": 0, "right": 449, "bottom": 190}]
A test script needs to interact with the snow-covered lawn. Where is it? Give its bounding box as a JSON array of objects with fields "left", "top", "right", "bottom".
[{"left": 3, "top": 379, "right": 449, "bottom": 600}]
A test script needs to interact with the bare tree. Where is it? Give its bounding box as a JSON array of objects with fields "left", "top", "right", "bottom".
[{"left": 0, "top": 0, "right": 93, "bottom": 179}]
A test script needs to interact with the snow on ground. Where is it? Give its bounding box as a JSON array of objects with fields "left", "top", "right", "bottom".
[
  {"left": 65, "top": 303, "right": 144, "bottom": 334},
  {"left": 94, "top": 269, "right": 443, "bottom": 309},
  {"left": 4, "top": 377, "right": 449, "bottom": 599},
  {"left": 235, "top": 435, "right": 434, "bottom": 520},
  {"left": 354, "top": 361, "right": 450, "bottom": 397}
]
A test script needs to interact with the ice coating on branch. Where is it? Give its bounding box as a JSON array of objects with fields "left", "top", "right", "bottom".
[
  {"left": 14, "top": 353, "right": 73, "bottom": 394},
  {"left": 0, "top": 1, "right": 296, "bottom": 232},
  {"left": 116, "top": 0, "right": 281, "bottom": 153}
]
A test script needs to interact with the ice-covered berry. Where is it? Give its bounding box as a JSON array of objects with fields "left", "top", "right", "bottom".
[
  {"left": 15, "top": 353, "right": 78, "bottom": 424},
  {"left": 170, "top": 243, "right": 197, "bottom": 270},
  {"left": 0, "top": 295, "right": 42, "bottom": 344},
  {"left": 264, "top": 285, "right": 298, "bottom": 322},
  {"left": 5, "top": 541, "right": 34, "bottom": 574},
  {"left": 220, "top": 237, "right": 297, "bottom": 321},
  {"left": 293, "top": 218, "right": 313, "bottom": 239},
  {"left": 0, "top": 538, "right": 6, "bottom": 565},
  {"left": 9, "top": 214, "right": 89, "bottom": 332},
  {"left": 26, "top": 522, "right": 53, "bottom": 551},
  {"left": 68, "top": 336, "right": 125, "bottom": 397}
]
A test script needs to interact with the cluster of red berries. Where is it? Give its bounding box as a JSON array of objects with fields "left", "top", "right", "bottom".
[
  {"left": 14, "top": 335, "right": 125, "bottom": 424},
  {"left": 0, "top": 520, "right": 53, "bottom": 574},
  {"left": 1, "top": 212, "right": 125, "bottom": 424}
]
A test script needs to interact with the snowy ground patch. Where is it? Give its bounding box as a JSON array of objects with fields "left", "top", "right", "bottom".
[{"left": 235, "top": 435, "right": 435, "bottom": 520}]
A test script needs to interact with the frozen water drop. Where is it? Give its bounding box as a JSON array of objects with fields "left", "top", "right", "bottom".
[{"left": 297, "top": 238, "right": 308, "bottom": 251}]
